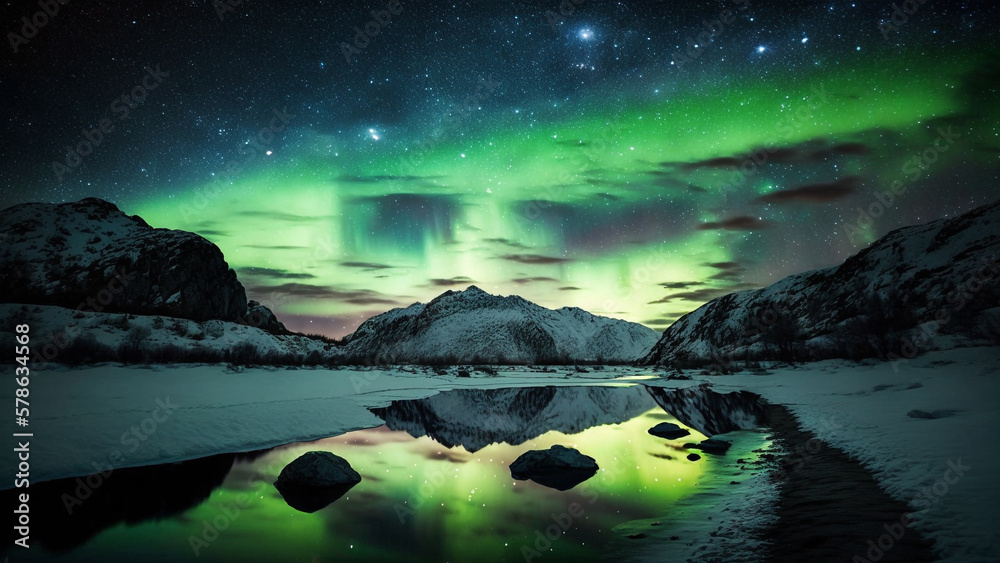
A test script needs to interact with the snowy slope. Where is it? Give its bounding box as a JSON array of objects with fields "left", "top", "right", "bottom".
[
  {"left": 342, "top": 285, "right": 661, "bottom": 363},
  {"left": 2, "top": 303, "right": 332, "bottom": 367},
  {"left": 643, "top": 200, "right": 1000, "bottom": 366}
]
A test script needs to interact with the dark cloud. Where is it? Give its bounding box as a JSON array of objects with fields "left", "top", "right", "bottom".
[
  {"left": 334, "top": 174, "right": 443, "bottom": 184},
  {"left": 245, "top": 283, "right": 397, "bottom": 305},
  {"left": 242, "top": 244, "right": 307, "bottom": 250},
  {"left": 648, "top": 283, "right": 756, "bottom": 304},
  {"left": 194, "top": 229, "right": 229, "bottom": 237},
  {"left": 429, "top": 276, "right": 476, "bottom": 287},
  {"left": 663, "top": 140, "right": 872, "bottom": 172},
  {"left": 591, "top": 193, "right": 622, "bottom": 201},
  {"left": 823, "top": 142, "right": 870, "bottom": 157},
  {"left": 340, "top": 261, "right": 395, "bottom": 270},
  {"left": 754, "top": 176, "right": 862, "bottom": 204},
  {"left": 500, "top": 254, "right": 572, "bottom": 265},
  {"left": 648, "top": 288, "right": 736, "bottom": 304},
  {"left": 558, "top": 286, "right": 582, "bottom": 291},
  {"left": 511, "top": 276, "right": 559, "bottom": 284},
  {"left": 586, "top": 178, "right": 633, "bottom": 189},
  {"left": 234, "top": 210, "right": 329, "bottom": 222},
  {"left": 658, "top": 281, "right": 701, "bottom": 289},
  {"left": 706, "top": 261, "right": 742, "bottom": 270},
  {"left": 647, "top": 174, "right": 703, "bottom": 191},
  {"left": 237, "top": 267, "right": 315, "bottom": 280},
  {"left": 697, "top": 216, "right": 772, "bottom": 231},
  {"left": 704, "top": 261, "right": 747, "bottom": 282},
  {"left": 482, "top": 237, "right": 530, "bottom": 249},
  {"left": 678, "top": 156, "right": 742, "bottom": 170},
  {"left": 346, "top": 297, "right": 399, "bottom": 305}
]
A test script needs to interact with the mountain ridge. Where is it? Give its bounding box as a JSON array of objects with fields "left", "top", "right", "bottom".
[
  {"left": 642, "top": 199, "right": 1000, "bottom": 367},
  {"left": 342, "top": 285, "right": 660, "bottom": 364}
]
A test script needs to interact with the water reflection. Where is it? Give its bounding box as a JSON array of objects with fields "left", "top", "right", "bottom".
[
  {"left": 370, "top": 385, "right": 657, "bottom": 450},
  {"left": 2, "top": 384, "right": 771, "bottom": 562},
  {"left": 0, "top": 451, "right": 266, "bottom": 556},
  {"left": 645, "top": 384, "right": 770, "bottom": 436}
]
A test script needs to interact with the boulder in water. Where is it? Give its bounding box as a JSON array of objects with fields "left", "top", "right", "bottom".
[
  {"left": 648, "top": 422, "right": 690, "bottom": 440},
  {"left": 274, "top": 451, "right": 362, "bottom": 513},
  {"left": 509, "top": 445, "right": 598, "bottom": 491}
]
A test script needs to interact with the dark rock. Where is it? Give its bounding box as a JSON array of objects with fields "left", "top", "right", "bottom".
[
  {"left": 694, "top": 439, "right": 732, "bottom": 455},
  {"left": 687, "top": 453, "right": 702, "bottom": 461},
  {"left": 242, "top": 300, "right": 287, "bottom": 334},
  {"left": 435, "top": 369, "right": 448, "bottom": 376},
  {"left": 647, "top": 422, "right": 691, "bottom": 440},
  {"left": 907, "top": 409, "right": 956, "bottom": 420},
  {"left": 274, "top": 451, "right": 362, "bottom": 513},
  {"left": 457, "top": 369, "right": 471, "bottom": 378},
  {"left": 509, "top": 445, "right": 598, "bottom": 491}
]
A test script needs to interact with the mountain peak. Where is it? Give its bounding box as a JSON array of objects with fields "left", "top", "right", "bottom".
[{"left": 344, "top": 285, "right": 660, "bottom": 363}]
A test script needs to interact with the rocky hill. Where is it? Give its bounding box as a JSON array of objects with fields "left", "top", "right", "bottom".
[
  {"left": 642, "top": 200, "right": 1000, "bottom": 368},
  {"left": 0, "top": 198, "right": 283, "bottom": 331}
]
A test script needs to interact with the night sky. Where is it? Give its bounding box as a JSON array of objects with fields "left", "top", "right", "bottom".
[{"left": 2, "top": 0, "right": 998, "bottom": 337}]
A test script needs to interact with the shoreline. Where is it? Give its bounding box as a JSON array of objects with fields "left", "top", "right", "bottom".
[{"left": 762, "top": 403, "right": 937, "bottom": 562}]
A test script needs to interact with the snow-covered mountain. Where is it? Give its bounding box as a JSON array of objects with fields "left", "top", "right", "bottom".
[
  {"left": 643, "top": 200, "right": 1000, "bottom": 367},
  {"left": 341, "top": 286, "right": 660, "bottom": 364},
  {"left": 370, "top": 386, "right": 657, "bottom": 451}
]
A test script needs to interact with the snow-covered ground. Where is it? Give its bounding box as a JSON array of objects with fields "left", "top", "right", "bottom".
[
  {"left": 2, "top": 348, "right": 997, "bottom": 562},
  {"left": 690, "top": 346, "right": 1000, "bottom": 563},
  {"left": 1, "top": 302, "right": 333, "bottom": 366},
  {"left": 2, "top": 362, "right": 656, "bottom": 483}
]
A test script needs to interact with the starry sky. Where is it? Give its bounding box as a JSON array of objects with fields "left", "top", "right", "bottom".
[{"left": 2, "top": 0, "right": 999, "bottom": 337}]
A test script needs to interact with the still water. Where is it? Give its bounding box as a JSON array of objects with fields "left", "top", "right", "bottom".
[{"left": 4, "top": 385, "right": 770, "bottom": 562}]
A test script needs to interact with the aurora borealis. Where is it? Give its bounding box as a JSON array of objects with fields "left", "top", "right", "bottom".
[{"left": 2, "top": 1, "right": 998, "bottom": 337}]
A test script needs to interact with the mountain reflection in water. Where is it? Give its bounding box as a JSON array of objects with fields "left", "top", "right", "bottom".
[{"left": 2, "top": 383, "right": 770, "bottom": 562}]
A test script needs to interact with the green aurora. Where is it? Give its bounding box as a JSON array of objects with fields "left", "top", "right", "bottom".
[{"left": 130, "top": 50, "right": 999, "bottom": 337}]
